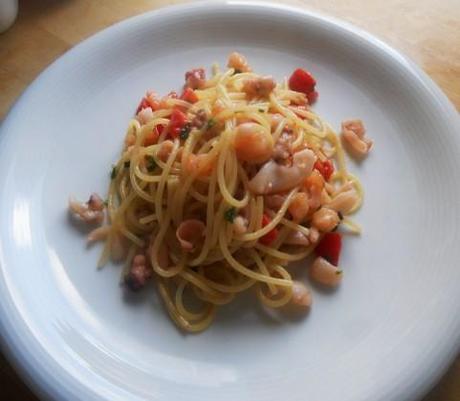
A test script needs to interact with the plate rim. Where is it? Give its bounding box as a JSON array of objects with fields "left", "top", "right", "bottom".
[{"left": 0, "top": 1, "right": 459, "bottom": 401}]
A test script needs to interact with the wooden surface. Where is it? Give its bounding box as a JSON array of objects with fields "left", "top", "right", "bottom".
[{"left": 0, "top": 0, "right": 459, "bottom": 400}]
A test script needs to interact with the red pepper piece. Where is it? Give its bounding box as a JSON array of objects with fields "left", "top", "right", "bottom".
[
  {"left": 315, "top": 232, "right": 342, "bottom": 266},
  {"left": 314, "top": 159, "right": 334, "bottom": 181},
  {"left": 306, "top": 90, "right": 318, "bottom": 104},
  {"left": 168, "top": 108, "right": 188, "bottom": 138},
  {"left": 288, "top": 68, "right": 316, "bottom": 94},
  {"left": 259, "top": 214, "right": 279, "bottom": 245},
  {"left": 181, "top": 88, "right": 199, "bottom": 103}
]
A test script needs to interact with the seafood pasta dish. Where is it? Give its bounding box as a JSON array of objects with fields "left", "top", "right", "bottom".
[{"left": 69, "top": 52, "right": 373, "bottom": 332}]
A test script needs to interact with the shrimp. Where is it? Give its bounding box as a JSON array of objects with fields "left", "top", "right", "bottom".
[
  {"left": 68, "top": 193, "right": 105, "bottom": 224},
  {"left": 176, "top": 219, "right": 206, "bottom": 252},
  {"left": 157, "top": 140, "right": 174, "bottom": 162},
  {"left": 312, "top": 207, "right": 340, "bottom": 232},
  {"left": 285, "top": 231, "right": 310, "bottom": 246},
  {"left": 341, "top": 119, "right": 373, "bottom": 158},
  {"left": 184, "top": 153, "right": 215, "bottom": 176},
  {"left": 248, "top": 148, "right": 317, "bottom": 195},
  {"left": 242, "top": 76, "right": 276, "bottom": 99},
  {"left": 290, "top": 281, "right": 312, "bottom": 307},
  {"left": 309, "top": 256, "right": 342, "bottom": 287},
  {"left": 288, "top": 192, "right": 309, "bottom": 222},
  {"left": 327, "top": 189, "right": 359, "bottom": 214},
  {"left": 234, "top": 122, "right": 274, "bottom": 164},
  {"left": 227, "top": 52, "right": 251, "bottom": 73},
  {"left": 303, "top": 170, "right": 324, "bottom": 210},
  {"left": 185, "top": 68, "right": 206, "bottom": 89}
]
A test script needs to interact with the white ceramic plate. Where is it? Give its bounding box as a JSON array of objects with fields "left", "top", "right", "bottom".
[{"left": 1, "top": 2, "right": 459, "bottom": 401}]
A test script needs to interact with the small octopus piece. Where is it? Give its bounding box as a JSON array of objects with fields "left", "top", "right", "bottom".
[
  {"left": 242, "top": 76, "right": 276, "bottom": 99},
  {"left": 185, "top": 68, "right": 206, "bottom": 89},
  {"left": 227, "top": 52, "right": 251, "bottom": 73},
  {"left": 264, "top": 194, "right": 286, "bottom": 211},
  {"left": 341, "top": 119, "right": 373, "bottom": 158},
  {"left": 272, "top": 130, "right": 294, "bottom": 161},
  {"left": 124, "top": 254, "right": 152, "bottom": 291},
  {"left": 68, "top": 193, "right": 105, "bottom": 224},
  {"left": 191, "top": 109, "right": 208, "bottom": 129}
]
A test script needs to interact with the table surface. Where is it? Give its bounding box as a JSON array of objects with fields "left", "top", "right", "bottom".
[{"left": 0, "top": 0, "right": 459, "bottom": 400}]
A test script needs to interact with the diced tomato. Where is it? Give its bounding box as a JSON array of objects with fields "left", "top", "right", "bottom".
[
  {"left": 143, "top": 125, "right": 165, "bottom": 146},
  {"left": 181, "top": 87, "right": 199, "bottom": 103},
  {"left": 168, "top": 108, "right": 188, "bottom": 138},
  {"left": 136, "top": 92, "right": 161, "bottom": 114},
  {"left": 259, "top": 214, "right": 279, "bottom": 245},
  {"left": 314, "top": 159, "right": 334, "bottom": 181},
  {"left": 315, "top": 232, "right": 342, "bottom": 266},
  {"left": 306, "top": 90, "right": 318, "bottom": 104},
  {"left": 143, "top": 130, "right": 158, "bottom": 147},
  {"left": 289, "top": 68, "right": 316, "bottom": 94},
  {"left": 288, "top": 68, "right": 318, "bottom": 104}
]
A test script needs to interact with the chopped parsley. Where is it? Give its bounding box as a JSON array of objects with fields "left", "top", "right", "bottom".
[
  {"left": 206, "top": 118, "right": 216, "bottom": 130},
  {"left": 234, "top": 68, "right": 242, "bottom": 74},
  {"left": 224, "top": 207, "right": 237, "bottom": 223},
  {"left": 110, "top": 165, "right": 117, "bottom": 180},
  {"left": 179, "top": 123, "right": 192, "bottom": 140},
  {"left": 335, "top": 270, "right": 343, "bottom": 275},
  {"left": 145, "top": 155, "right": 157, "bottom": 172},
  {"left": 124, "top": 160, "right": 130, "bottom": 168},
  {"left": 103, "top": 199, "right": 109, "bottom": 207},
  {"left": 258, "top": 108, "right": 265, "bottom": 113}
]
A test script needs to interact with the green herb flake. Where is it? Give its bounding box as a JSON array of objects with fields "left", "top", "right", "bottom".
[
  {"left": 224, "top": 207, "right": 237, "bottom": 223},
  {"left": 206, "top": 118, "right": 216, "bottom": 130},
  {"left": 145, "top": 155, "right": 157, "bottom": 172},
  {"left": 103, "top": 199, "right": 109, "bottom": 207},
  {"left": 110, "top": 165, "right": 117, "bottom": 180},
  {"left": 258, "top": 108, "right": 265, "bottom": 113},
  {"left": 124, "top": 161, "right": 130, "bottom": 168},
  {"left": 179, "top": 123, "right": 192, "bottom": 140},
  {"left": 234, "top": 68, "right": 242, "bottom": 74},
  {"left": 335, "top": 270, "right": 343, "bottom": 275}
]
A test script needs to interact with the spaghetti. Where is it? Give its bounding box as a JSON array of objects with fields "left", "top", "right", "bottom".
[{"left": 69, "top": 52, "right": 367, "bottom": 332}]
